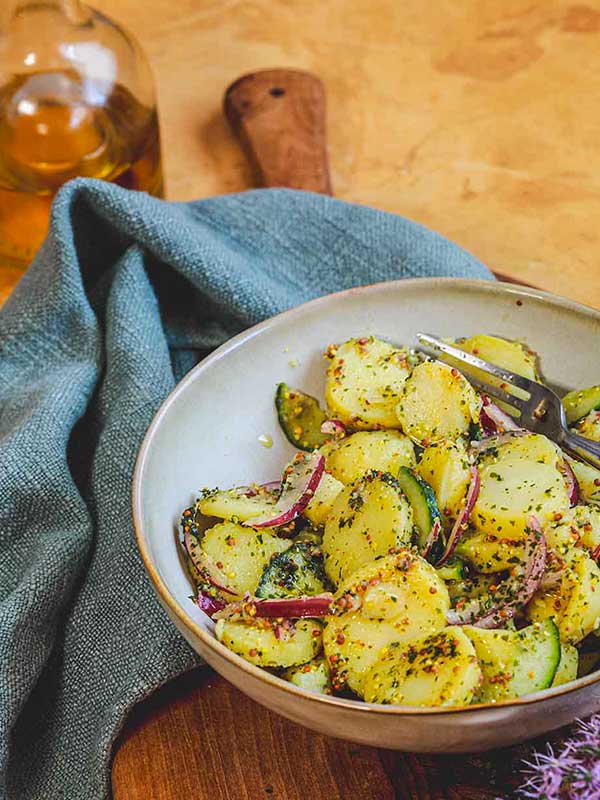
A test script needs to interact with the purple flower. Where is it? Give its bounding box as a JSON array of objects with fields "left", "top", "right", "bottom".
[{"left": 518, "top": 716, "right": 600, "bottom": 799}]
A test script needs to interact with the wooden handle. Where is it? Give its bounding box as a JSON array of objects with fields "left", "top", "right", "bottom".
[{"left": 224, "top": 69, "right": 332, "bottom": 194}]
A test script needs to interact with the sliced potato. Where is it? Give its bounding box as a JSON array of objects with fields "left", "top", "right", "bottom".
[
  {"left": 364, "top": 628, "right": 481, "bottom": 707},
  {"left": 323, "top": 552, "right": 450, "bottom": 696},
  {"left": 303, "top": 472, "right": 344, "bottom": 527},
  {"left": 464, "top": 620, "right": 560, "bottom": 702},
  {"left": 215, "top": 618, "right": 322, "bottom": 667},
  {"left": 572, "top": 505, "right": 600, "bottom": 552},
  {"left": 322, "top": 471, "right": 413, "bottom": 585},
  {"left": 528, "top": 551, "right": 600, "bottom": 644},
  {"left": 324, "top": 430, "right": 415, "bottom": 485},
  {"left": 455, "top": 530, "right": 526, "bottom": 573},
  {"left": 417, "top": 438, "right": 471, "bottom": 519},
  {"left": 457, "top": 514, "right": 582, "bottom": 574},
  {"left": 282, "top": 658, "right": 331, "bottom": 694},
  {"left": 445, "top": 570, "right": 502, "bottom": 604},
  {"left": 198, "top": 488, "right": 276, "bottom": 523},
  {"left": 395, "top": 361, "right": 480, "bottom": 444},
  {"left": 201, "top": 522, "right": 290, "bottom": 598},
  {"left": 324, "top": 614, "right": 405, "bottom": 696},
  {"left": 472, "top": 434, "right": 570, "bottom": 540},
  {"left": 457, "top": 334, "right": 540, "bottom": 381},
  {"left": 324, "top": 337, "right": 412, "bottom": 429}
]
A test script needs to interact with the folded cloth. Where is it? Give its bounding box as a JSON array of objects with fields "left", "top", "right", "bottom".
[{"left": 0, "top": 178, "right": 492, "bottom": 799}]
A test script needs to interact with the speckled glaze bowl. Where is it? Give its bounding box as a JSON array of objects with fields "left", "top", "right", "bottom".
[{"left": 133, "top": 278, "right": 600, "bottom": 753}]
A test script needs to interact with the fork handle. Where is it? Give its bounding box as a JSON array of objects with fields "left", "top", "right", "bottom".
[{"left": 560, "top": 430, "right": 600, "bottom": 471}]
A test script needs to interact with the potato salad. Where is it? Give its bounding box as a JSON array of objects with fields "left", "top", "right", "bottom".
[{"left": 179, "top": 334, "right": 600, "bottom": 707}]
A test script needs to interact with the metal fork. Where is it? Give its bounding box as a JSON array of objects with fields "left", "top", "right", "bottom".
[{"left": 416, "top": 333, "right": 600, "bottom": 470}]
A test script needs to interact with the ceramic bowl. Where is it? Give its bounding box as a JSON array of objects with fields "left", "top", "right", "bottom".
[{"left": 133, "top": 278, "right": 600, "bottom": 753}]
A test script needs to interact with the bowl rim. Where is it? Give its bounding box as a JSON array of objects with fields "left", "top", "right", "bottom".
[{"left": 133, "top": 276, "right": 600, "bottom": 717}]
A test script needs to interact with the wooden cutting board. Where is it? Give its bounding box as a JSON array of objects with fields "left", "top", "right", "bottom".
[{"left": 223, "top": 68, "right": 531, "bottom": 287}]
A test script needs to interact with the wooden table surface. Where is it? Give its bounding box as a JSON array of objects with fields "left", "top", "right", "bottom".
[{"left": 2, "top": 1, "right": 600, "bottom": 797}]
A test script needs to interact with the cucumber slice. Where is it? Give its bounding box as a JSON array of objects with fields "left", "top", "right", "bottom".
[
  {"left": 364, "top": 627, "right": 482, "bottom": 707},
  {"left": 275, "top": 383, "right": 329, "bottom": 451},
  {"left": 464, "top": 619, "right": 561, "bottom": 702},
  {"left": 396, "top": 466, "right": 444, "bottom": 562},
  {"left": 255, "top": 541, "right": 332, "bottom": 599},
  {"left": 436, "top": 556, "right": 468, "bottom": 582},
  {"left": 562, "top": 385, "right": 600, "bottom": 425}
]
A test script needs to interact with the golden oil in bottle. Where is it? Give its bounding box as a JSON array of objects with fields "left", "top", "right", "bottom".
[{"left": 0, "top": 68, "right": 163, "bottom": 266}]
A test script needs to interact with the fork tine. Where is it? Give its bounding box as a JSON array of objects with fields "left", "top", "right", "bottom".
[
  {"left": 416, "top": 333, "right": 533, "bottom": 394},
  {"left": 459, "top": 372, "right": 525, "bottom": 413}
]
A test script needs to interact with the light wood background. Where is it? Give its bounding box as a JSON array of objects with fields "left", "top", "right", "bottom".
[
  {"left": 3, "top": 1, "right": 600, "bottom": 306},
  {"left": 105, "top": 0, "right": 600, "bottom": 308}
]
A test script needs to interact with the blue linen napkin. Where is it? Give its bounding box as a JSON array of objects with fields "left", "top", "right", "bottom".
[{"left": 0, "top": 178, "right": 492, "bottom": 799}]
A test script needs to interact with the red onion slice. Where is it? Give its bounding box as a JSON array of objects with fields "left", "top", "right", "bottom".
[
  {"left": 422, "top": 518, "right": 442, "bottom": 560},
  {"left": 213, "top": 593, "right": 334, "bottom": 621},
  {"left": 479, "top": 398, "right": 523, "bottom": 435},
  {"left": 321, "top": 419, "right": 347, "bottom": 437},
  {"left": 234, "top": 480, "right": 281, "bottom": 498},
  {"left": 436, "top": 466, "right": 480, "bottom": 565},
  {"left": 252, "top": 594, "right": 333, "bottom": 618},
  {"left": 559, "top": 459, "right": 579, "bottom": 506},
  {"left": 197, "top": 589, "right": 227, "bottom": 618},
  {"left": 243, "top": 451, "right": 325, "bottom": 528},
  {"left": 446, "top": 516, "right": 547, "bottom": 628}
]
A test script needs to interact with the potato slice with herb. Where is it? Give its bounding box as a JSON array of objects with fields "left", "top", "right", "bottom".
[
  {"left": 528, "top": 551, "right": 600, "bottom": 644},
  {"left": 395, "top": 361, "right": 480, "bottom": 445},
  {"left": 464, "top": 619, "right": 560, "bottom": 702},
  {"left": 324, "top": 337, "right": 413, "bottom": 429},
  {"left": 201, "top": 522, "right": 290, "bottom": 598},
  {"left": 364, "top": 628, "right": 481, "bottom": 707},
  {"left": 324, "top": 430, "right": 415, "bottom": 485},
  {"left": 472, "top": 434, "right": 570, "bottom": 540},
  {"left": 303, "top": 472, "right": 344, "bottom": 527},
  {"left": 456, "top": 334, "right": 540, "bottom": 381},
  {"left": 322, "top": 471, "right": 413, "bottom": 585},
  {"left": 216, "top": 618, "right": 322, "bottom": 667},
  {"left": 323, "top": 551, "right": 450, "bottom": 696}
]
